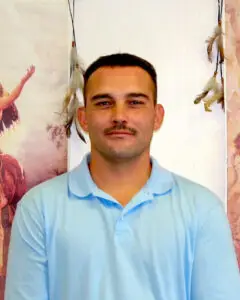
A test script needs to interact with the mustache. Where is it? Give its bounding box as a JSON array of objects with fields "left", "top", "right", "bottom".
[{"left": 104, "top": 123, "right": 137, "bottom": 135}]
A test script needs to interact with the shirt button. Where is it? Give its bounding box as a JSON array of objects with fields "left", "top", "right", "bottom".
[{"left": 115, "top": 217, "right": 128, "bottom": 233}]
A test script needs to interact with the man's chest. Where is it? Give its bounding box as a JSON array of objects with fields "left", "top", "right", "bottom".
[{"left": 47, "top": 198, "right": 195, "bottom": 275}]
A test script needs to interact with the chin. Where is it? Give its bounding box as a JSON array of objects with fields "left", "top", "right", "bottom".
[{"left": 103, "top": 147, "right": 146, "bottom": 161}]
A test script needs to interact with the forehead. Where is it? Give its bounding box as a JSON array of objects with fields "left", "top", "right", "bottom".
[{"left": 85, "top": 66, "right": 154, "bottom": 95}]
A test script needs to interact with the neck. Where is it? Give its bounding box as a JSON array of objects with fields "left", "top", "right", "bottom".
[{"left": 88, "top": 150, "right": 152, "bottom": 206}]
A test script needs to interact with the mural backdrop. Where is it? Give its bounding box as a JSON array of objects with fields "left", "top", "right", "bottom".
[
  {"left": 226, "top": 0, "right": 240, "bottom": 267},
  {"left": 0, "top": 0, "right": 68, "bottom": 298}
]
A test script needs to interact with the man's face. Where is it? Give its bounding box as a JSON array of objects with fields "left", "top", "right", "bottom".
[{"left": 78, "top": 66, "right": 164, "bottom": 161}]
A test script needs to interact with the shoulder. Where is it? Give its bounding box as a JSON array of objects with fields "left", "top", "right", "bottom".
[
  {"left": 18, "top": 171, "right": 69, "bottom": 210},
  {"left": 29, "top": 171, "right": 68, "bottom": 194},
  {"left": 170, "top": 170, "right": 225, "bottom": 223},
  {"left": 172, "top": 171, "right": 221, "bottom": 203},
  {"left": 151, "top": 157, "right": 222, "bottom": 210},
  {"left": 17, "top": 155, "right": 91, "bottom": 213}
]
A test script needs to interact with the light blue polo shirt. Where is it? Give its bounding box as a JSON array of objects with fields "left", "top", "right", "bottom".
[{"left": 5, "top": 154, "right": 240, "bottom": 300}]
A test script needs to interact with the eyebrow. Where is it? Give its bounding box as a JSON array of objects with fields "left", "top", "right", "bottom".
[
  {"left": 90, "top": 92, "right": 150, "bottom": 102},
  {"left": 91, "top": 93, "right": 113, "bottom": 102},
  {"left": 127, "top": 93, "right": 150, "bottom": 100}
]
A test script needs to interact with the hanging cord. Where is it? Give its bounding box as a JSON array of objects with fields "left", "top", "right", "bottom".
[
  {"left": 67, "top": 0, "right": 76, "bottom": 44},
  {"left": 214, "top": 0, "right": 224, "bottom": 74},
  {"left": 218, "top": 0, "right": 223, "bottom": 22},
  {"left": 67, "top": 0, "right": 76, "bottom": 77},
  {"left": 218, "top": 0, "right": 224, "bottom": 111},
  {"left": 219, "top": 0, "right": 224, "bottom": 81},
  {"left": 63, "top": 0, "right": 86, "bottom": 142}
]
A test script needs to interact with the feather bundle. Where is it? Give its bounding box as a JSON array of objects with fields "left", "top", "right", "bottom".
[
  {"left": 63, "top": 0, "right": 86, "bottom": 142},
  {"left": 194, "top": 0, "right": 224, "bottom": 113},
  {"left": 206, "top": 21, "right": 224, "bottom": 63},
  {"left": 70, "top": 41, "right": 84, "bottom": 76},
  {"left": 194, "top": 73, "right": 218, "bottom": 104},
  {"left": 203, "top": 89, "right": 223, "bottom": 112},
  {"left": 194, "top": 73, "right": 224, "bottom": 112},
  {"left": 62, "top": 42, "right": 86, "bottom": 143}
]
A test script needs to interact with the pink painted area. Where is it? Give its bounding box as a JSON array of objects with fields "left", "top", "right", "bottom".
[{"left": 226, "top": 0, "right": 240, "bottom": 268}]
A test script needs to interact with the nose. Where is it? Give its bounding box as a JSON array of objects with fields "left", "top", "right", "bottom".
[{"left": 111, "top": 103, "right": 128, "bottom": 124}]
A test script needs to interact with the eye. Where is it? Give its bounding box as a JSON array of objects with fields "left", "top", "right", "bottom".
[
  {"left": 95, "top": 101, "right": 112, "bottom": 107},
  {"left": 129, "top": 100, "right": 144, "bottom": 105}
]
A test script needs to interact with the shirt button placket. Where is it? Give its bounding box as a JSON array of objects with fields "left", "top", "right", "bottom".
[{"left": 115, "top": 214, "right": 128, "bottom": 236}]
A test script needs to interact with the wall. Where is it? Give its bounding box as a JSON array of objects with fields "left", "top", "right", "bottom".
[{"left": 69, "top": 0, "right": 226, "bottom": 203}]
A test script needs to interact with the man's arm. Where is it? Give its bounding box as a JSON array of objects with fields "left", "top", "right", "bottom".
[
  {"left": 4, "top": 192, "right": 48, "bottom": 300},
  {"left": 191, "top": 198, "right": 240, "bottom": 300}
]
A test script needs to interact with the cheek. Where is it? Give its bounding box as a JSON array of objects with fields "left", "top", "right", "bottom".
[
  {"left": 86, "top": 114, "right": 108, "bottom": 132},
  {"left": 131, "top": 112, "right": 155, "bottom": 129}
]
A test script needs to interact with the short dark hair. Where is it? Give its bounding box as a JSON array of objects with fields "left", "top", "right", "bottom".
[{"left": 83, "top": 53, "right": 157, "bottom": 105}]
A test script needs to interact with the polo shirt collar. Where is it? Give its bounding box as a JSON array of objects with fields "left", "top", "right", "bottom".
[
  {"left": 68, "top": 153, "right": 174, "bottom": 199},
  {"left": 68, "top": 153, "right": 96, "bottom": 198}
]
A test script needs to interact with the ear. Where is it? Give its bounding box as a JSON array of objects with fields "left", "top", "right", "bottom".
[
  {"left": 154, "top": 104, "right": 164, "bottom": 131},
  {"left": 77, "top": 106, "right": 89, "bottom": 132}
]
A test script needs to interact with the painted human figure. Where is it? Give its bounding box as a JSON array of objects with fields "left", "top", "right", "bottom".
[
  {"left": 0, "top": 65, "right": 34, "bottom": 277},
  {"left": 0, "top": 153, "right": 27, "bottom": 276},
  {"left": 0, "top": 65, "right": 35, "bottom": 134}
]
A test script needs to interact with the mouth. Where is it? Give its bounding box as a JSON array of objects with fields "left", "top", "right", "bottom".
[{"left": 106, "top": 131, "right": 134, "bottom": 136}]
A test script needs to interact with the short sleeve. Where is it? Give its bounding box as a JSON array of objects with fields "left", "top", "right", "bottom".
[
  {"left": 4, "top": 192, "right": 48, "bottom": 300},
  {"left": 191, "top": 199, "right": 240, "bottom": 300}
]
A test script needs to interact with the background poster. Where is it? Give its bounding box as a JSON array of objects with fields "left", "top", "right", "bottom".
[
  {"left": 0, "top": 0, "right": 68, "bottom": 297},
  {"left": 226, "top": 0, "right": 240, "bottom": 268}
]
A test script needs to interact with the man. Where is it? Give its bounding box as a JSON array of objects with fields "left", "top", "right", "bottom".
[{"left": 4, "top": 53, "right": 240, "bottom": 299}]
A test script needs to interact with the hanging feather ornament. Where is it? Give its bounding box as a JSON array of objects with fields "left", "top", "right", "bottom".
[
  {"left": 194, "top": 72, "right": 219, "bottom": 105},
  {"left": 206, "top": 20, "right": 224, "bottom": 64},
  {"left": 194, "top": 0, "right": 224, "bottom": 112},
  {"left": 62, "top": 0, "right": 86, "bottom": 143}
]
